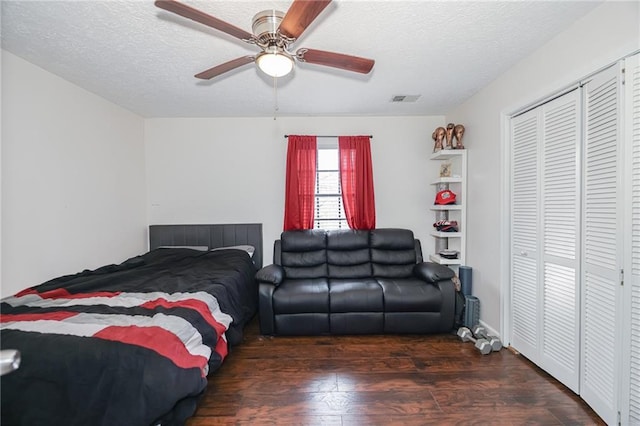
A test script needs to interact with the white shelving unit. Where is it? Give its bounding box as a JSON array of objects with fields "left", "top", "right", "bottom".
[{"left": 429, "top": 149, "right": 467, "bottom": 266}]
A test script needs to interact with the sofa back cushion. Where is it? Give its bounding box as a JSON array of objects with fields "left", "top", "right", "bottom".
[
  {"left": 326, "top": 230, "right": 372, "bottom": 278},
  {"left": 277, "top": 228, "right": 419, "bottom": 279},
  {"left": 370, "top": 229, "right": 417, "bottom": 278},
  {"left": 280, "top": 230, "right": 327, "bottom": 278}
]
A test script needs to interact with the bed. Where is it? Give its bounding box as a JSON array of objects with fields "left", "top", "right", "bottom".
[{"left": 0, "top": 223, "right": 262, "bottom": 426}]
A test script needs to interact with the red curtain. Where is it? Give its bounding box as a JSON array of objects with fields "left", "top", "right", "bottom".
[
  {"left": 283, "top": 135, "right": 317, "bottom": 230},
  {"left": 338, "top": 136, "right": 376, "bottom": 230}
]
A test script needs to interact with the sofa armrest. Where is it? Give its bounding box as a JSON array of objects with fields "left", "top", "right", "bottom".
[
  {"left": 257, "top": 264, "right": 284, "bottom": 335},
  {"left": 412, "top": 262, "right": 457, "bottom": 332},
  {"left": 256, "top": 264, "right": 285, "bottom": 286},
  {"left": 435, "top": 279, "right": 456, "bottom": 332},
  {"left": 259, "top": 282, "right": 276, "bottom": 335},
  {"left": 413, "top": 262, "right": 455, "bottom": 283}
]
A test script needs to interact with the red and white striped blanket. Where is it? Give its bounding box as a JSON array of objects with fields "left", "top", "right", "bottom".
[{"left": 0, "top": 248, "right": 257, "bottom": 426}]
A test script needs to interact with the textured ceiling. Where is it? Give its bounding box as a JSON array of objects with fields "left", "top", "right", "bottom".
[{"left": 1, "top": 1, "right": 602, "bottom": 118}]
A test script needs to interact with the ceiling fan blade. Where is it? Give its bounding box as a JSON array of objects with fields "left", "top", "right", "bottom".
[
  {"left": 195, "top": 56, "right": 255, "bottom": 80},
  {"left": 279, "top": 0, "right": 332, "bottom": 40},
  {"left": 296, "top": 48, "right": 375, "bottom": 74},
  {"left": 155, "top": 0, "right": 253, "bottom": 41}
]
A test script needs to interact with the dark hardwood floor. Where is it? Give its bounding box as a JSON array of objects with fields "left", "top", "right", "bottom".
[{"left": 187, "top": 318, "right": 604, "bottom": 425}]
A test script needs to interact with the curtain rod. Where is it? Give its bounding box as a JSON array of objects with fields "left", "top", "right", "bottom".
[{"left": 284, "top": 135, "right": 373, "bottom": 138}]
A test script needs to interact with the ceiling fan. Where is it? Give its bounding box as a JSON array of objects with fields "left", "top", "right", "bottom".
[{"left": 154, "top": 0, "right": 375, "bottom": 80}]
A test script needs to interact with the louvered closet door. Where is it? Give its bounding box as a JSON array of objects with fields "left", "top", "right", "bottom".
[
  {"left": 623, "top": 53, "right": 640, "bottom": 426},
  {"left": 539, "top": 90, "right": 581, "bottom": 392},
  {"left": 580, "top": 63, "right": 623, "bottom": 425},
  {"left": 509, "top": 90, "right": 581, "bottom": 388},
  {"left": 510, "top": 109, "right": 541, "bottom": 362}
]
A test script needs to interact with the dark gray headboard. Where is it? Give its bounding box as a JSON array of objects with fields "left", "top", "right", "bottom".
[{"left": 149, "top": 223, "right": 263, "bottom": 268}]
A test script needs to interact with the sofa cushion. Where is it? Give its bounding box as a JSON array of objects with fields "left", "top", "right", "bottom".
[
  {"left": 281, "top": 229, "right": 327, "bottom": 251},
  {"left": 281, "top": 230, "right": 328, "bottom": 279},
  {"left": 329, "top": 279, "right": 383, "bottom": 312},
  {"left": 326, "top": 229, "right": 369, "bottom": 249},
  {"left": 273, "top": 278, "right": 330, "bottom": 314},
  {"left": 377, "top": 278, "right": 443, "bottom": 312},
  {"left": 327, "top": 230, "right": 372, "bottom": 278},
  {"left": 370, "top": 229, "right": 417, "bottom": 278}
]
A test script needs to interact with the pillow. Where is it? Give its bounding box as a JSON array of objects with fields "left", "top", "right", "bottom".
[
  {"left": 157, "top": 246, "right": 209, "bottom": 251},
  {"left": 210, "top": 245, "right": 255, "bottom": 258}
]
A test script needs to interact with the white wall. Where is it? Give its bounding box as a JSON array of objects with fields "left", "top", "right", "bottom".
[
  {"left": 446, "top": 1, "right": 640, "bottom": 336},
  {"left": 1, "top": 51, "right": 147, "bottom": 297},
  {"left": 7, "top": 2, "right": 634, "bottom": 332},
  {"left": 145, "top": 115, "right": 444, "bottom": 264}
]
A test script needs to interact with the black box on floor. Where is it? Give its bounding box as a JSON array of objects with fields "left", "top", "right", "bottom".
[{"left": 464, "top": 295, "right": 480, "bottom": 329}]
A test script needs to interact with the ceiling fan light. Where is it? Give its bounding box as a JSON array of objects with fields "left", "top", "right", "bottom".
[{"left": 256, "top": 51, "right": 294, "bottom": 77}]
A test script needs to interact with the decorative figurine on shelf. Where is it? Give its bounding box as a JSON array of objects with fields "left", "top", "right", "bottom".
[
  {"left": 433, "top": 126, "right": 446, "bottom": 152},
  {"left": 454, "top": 124, "right": 466, "bottom": 149},
  {"left": 439, "top": 161, "right": 452, "bottom": 177},
  {"left": 445, "top": 123, "right": 455, "bottom": 149}
]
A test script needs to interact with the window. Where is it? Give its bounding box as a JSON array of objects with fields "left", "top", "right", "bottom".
[
  {"left": 315, "top": 139, "right": 348, "bottom": 229},
  {"left": 284, "top": 134, "right": 374, "bottom": 231}
]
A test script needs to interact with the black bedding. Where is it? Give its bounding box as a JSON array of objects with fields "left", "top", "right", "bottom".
[{"left": 0, "top": 248, "right": 257, "bottom": 426}]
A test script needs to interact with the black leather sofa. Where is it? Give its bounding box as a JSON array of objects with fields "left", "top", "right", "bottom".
[{"left": 256, "top": 228, "right": 457, "bottom": 335}]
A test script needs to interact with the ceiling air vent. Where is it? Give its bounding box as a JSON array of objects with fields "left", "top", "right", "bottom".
[{"left": 391, "top": 95, "right": 421, "bottom": 103}]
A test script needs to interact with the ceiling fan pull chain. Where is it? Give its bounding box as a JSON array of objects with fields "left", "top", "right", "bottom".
[{"left": 273, "top": 75, "right": 279, "bottom": 120}]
